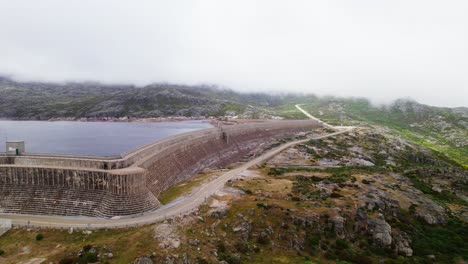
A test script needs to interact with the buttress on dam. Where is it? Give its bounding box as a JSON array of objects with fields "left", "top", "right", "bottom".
[{"left": 0, "top": 120, "right": 321, "bottom": 218}]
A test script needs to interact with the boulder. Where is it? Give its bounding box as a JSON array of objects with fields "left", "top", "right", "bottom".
[
  {"left": 210, "top": 208, "right": 228, "bottom": 219},
  {"left": 416, "top": 210, "right": 447, "bottom": 225},
  {"left": 394, "top": 232, "right": 413, "bottom": 257},
  {"left": 188, "top": 239, "right": 200, "bottom": 247},
  {"left": 354, "top": 208, "right": 368, "bottom": 234},
  {"left": 368, "top": 215, "right": 392, "bottom": 247},
  {"left": 329, "top": 215, "right": 345, "bottom": 238}
]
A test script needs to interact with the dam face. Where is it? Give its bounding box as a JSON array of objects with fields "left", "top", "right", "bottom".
[{"left": 0, "top": 120, "right": 321, "bottom": 218}]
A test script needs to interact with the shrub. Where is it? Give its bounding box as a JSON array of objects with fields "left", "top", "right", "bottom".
[
  {"left": 83, "top": 244, "right": 93, "bottom": 251},
  {"left": 352, "top": 255, "right": 373, "bottom": 264},
  {"left": 256, "top": 202, "right": 270, "bottom": 209},
  {"left": 218, "top": 253, "right": 241, "bottom": 264},
  {"left": 235, "top": 241, "right": 249, "bottom": 253},
  {"left": 330, "top": 192, "right": 343, "bottom": 198},
  {"left": 328, "top": 172, "right": 351, "bottom": 183},
  {"left": 80, "top": 252, "right": 98, "bottom": 264},
  {"left": 268, "top": 167, "right": 286, "bottom": 176},
  {"left": 216, "top": 242, "right": 226, "bottom": 253},
  {"left": 305, "top": 232, "right": 321, "bottom": 253},
  {"left": 35, "top": 234, "right": 44, "bottom": 241},
  {"left": 257, "top": 233, "right": 270, "bottom": 245},
  {"left": 291, "top": 195, "right": 301, "bottom": 201},
  {"left": 0, "top": 249, "right": 4, "bottom": 256},
  {"left": 310, "top": 175, "right": 323, "bottom": 182},
  {"left": 59, "top": 257, "right": 77, "bottom": 264},
  {"left": 335, "top": 239, "right": 349, "bottom": 250},
  {"left": 362, "top": 179, "right": 371, "bottom": 184},
  {"left": 195, "top": 257, "right": 209, "bottom": 264}
]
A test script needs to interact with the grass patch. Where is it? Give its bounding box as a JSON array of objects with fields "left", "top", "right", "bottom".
[
  {"left": 158, "top": 171, "right": 215, "bottom": 204},
  {"left": 0, "top": 225, "right": 156, "bottom": 263},
  {"left": 268, "top": 166, "right": 385, "bottom": 179}
]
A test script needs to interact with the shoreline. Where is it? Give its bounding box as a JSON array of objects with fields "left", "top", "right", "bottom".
[{"left": 0, "top": 116, "right": 215, "bottom": 123}]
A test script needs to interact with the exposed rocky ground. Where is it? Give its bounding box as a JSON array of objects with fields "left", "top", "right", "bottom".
[{"left": 1, "top": 128, "right": 466, "bottom": 263}]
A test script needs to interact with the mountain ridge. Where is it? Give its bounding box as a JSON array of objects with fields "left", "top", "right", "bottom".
[{"left": 0, "top": 77, "right": 464, "bottom": 119}]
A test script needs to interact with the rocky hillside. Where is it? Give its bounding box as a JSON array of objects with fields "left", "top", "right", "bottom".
[
  {"left": 0, "top": 77, "right": 280, "bottom": 119},
  {"left": 1, "top": 127, "right": 466, "bottom": 263},
  {"left": 278, "top": 97, "right": 468, "bottom": 168}
]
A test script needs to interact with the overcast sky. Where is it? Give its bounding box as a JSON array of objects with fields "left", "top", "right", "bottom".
[{"left": 0, "top": 1, "right": 467, "bottom": 107}]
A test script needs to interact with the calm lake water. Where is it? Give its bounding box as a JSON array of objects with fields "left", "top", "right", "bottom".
[{"left": 0, "top": 120, "right": 213, "bottom": 156}]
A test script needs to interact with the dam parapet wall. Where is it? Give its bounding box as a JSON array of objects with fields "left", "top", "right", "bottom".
[{"left": 0, "top": 120, "right": 321, "bottom": 217}]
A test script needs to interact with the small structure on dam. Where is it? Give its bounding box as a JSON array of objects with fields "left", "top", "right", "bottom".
[
  {"left": 0, "top": 120, "right": 322, "bottom": 218},
  {"left": 5, "top": 141, "right": 25, "bottom": 156}
]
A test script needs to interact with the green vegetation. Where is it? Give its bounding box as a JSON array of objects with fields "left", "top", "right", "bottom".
[
  {"left": 328, "top": 171, "right": 352, "bottom": 183},
  {"left": 0, "top": 225, "right": 157, "bottom": 263},
  {"left": 58, "top": 245, "right": 100, "bottom": 264},
  {"left": 362, "top": 179, "right": 371, "bottom": 184},
  {"left": 158, "top": 172, "right": 215, "bottom": 204},
  {"left": 268, "top": 165, "right": 385, "bottom": 177},
  {"left": 394, "top": 212, "right": 468, "bottom": 263},
  {"left": 390, "top": 128, "right": 467, "bottom": 169},
  {"left": 79, "top": 252, "right": 98, "bottom": 264},
  {"left": 35, "top": 233, "right": 44, "bottom": 241},
  {"left": 405, "top": 173, "right": 468, "bottom": 206},
  {"left": 282, "top": 97, "right": 467, "bottom": 168}
]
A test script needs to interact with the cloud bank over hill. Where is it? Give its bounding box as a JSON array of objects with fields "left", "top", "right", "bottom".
[{"left": 0, "top": 0, "right": 467, "bottom": 107}]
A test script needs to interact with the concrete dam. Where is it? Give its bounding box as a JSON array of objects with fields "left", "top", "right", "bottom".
[{"left": 0, "top": 120, "right": 321, "bottom": 218}]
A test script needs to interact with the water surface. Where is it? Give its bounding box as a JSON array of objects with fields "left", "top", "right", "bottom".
[{"left": 0, "top": 120, "right": 212, "bottom": 156}]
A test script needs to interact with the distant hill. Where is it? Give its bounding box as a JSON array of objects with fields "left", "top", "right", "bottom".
[{"left": 0, "top": 77, "right": 282, "bottom": 119}]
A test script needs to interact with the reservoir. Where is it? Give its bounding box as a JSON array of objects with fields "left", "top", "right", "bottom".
[{"left": 0, "top": 120, "right": 213, "bottom": 156}]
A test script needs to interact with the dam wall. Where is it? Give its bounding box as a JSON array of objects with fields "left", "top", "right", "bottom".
[
  {"left": 0, "top": 166, "right": 159, "bottom": 217},
  {"left": 0, "top": 120, "right": 321, "bottom": 217}
]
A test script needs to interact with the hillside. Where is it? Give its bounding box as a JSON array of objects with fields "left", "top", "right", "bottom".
[
  {"left": 277, "top": 97, "right": 468, "bottom": 168},
  {"left": 1, "top": 127, "right": 466, "bottom": 263},
  {"left": 0, "top": 77, "right": 280, "bottom": 119}
]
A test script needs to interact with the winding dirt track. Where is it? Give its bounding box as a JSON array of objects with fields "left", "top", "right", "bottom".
[
  {"left": 0, "top": 108, "right": 354, "bottom": 229},
  {"left": 295, "top": 104, "right": 330, "bottom": 126}
]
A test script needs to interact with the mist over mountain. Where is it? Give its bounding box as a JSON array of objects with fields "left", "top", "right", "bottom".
[
  {"left": 0, "top": 76, "right": 464, "bottom": 119},
  {"left": 1, "top": 1, "right": 468, "bottom": 107}
]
